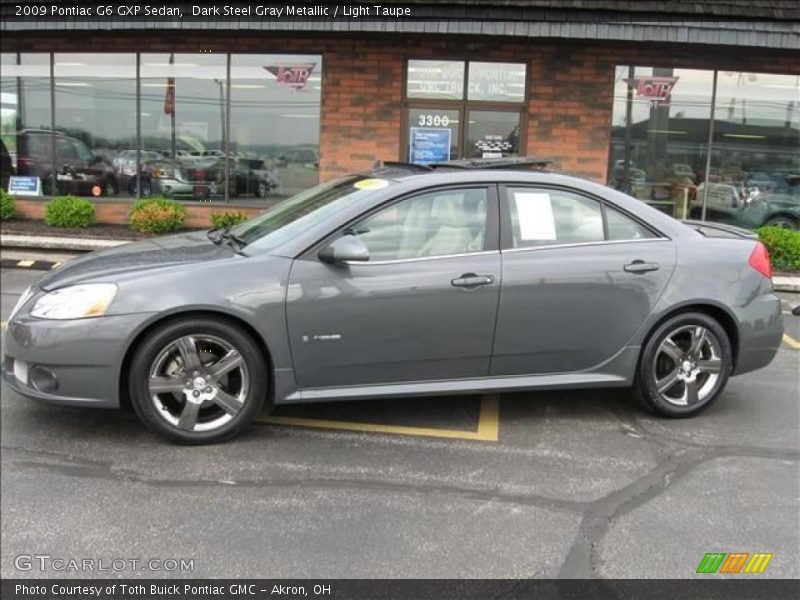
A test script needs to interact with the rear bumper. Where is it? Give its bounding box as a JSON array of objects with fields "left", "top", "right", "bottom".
[{"left": 732, "top": 291, "right": 784, "bottom": 376}]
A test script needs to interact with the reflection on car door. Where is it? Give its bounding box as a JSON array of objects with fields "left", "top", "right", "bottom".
[
  {"left": 491, "top": 186, "right": 676, "bottom": 375},
  {"left": 286, "top": 185, "right": 501, "bottom": 389}
]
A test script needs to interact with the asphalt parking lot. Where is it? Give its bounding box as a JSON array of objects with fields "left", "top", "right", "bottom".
[{"left": 1, "top": 260, "right": 798, "bottom": 579}]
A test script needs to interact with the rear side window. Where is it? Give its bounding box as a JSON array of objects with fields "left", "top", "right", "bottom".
[
  {"left": 507, "top": 188, "right": 604, "bottom": 248},
  {"left": 506, "top": 187, "right": 657, "bottom": 248},
  {"left": 605, "top": 205, "right": 657, "bottom": 241}
]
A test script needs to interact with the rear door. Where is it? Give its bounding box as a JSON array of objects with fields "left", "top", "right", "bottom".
[
  {"left": 286, "top": 185, "right": 501, "bottom": 389},
  {"left": 491, "top": 185, "right": 676, "bottom": 375}
]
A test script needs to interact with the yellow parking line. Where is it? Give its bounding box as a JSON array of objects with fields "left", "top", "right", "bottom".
[
  {"left": 783, "top": 333, "right": 800, "bottom": 350},
  {"left": 260, "top": 394, "right": 500, "bottom": 442},
  {"left": 16, "top": 260, "right": 35, "bottom": 267}
]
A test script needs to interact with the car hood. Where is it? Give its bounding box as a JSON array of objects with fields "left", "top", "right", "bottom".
[{"left": 37, "top": 231, "right": 236, "bottom": 291}]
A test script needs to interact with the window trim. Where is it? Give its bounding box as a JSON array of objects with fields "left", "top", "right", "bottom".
[
  {"left": 498, "top": 183, "right": 669, "bottom": 252},
  {"left": 298, "top": 183, "right": 500, "bottom": 264}
]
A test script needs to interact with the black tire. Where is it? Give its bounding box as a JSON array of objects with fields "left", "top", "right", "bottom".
[
  {"left": 103, "top": 179, "right": 118, "bottom": 197},
  {"left": 763, "top": 215, "right": 798, "bottom": 230},
  {"left": 633, "top": 312, "right": 732, "bottom": 418},
  {"left": 130, "top": 177, "right": 152, "bottom": 198},
  {"left": 129, "top": 317, "right": 268, "bottom": 444}
]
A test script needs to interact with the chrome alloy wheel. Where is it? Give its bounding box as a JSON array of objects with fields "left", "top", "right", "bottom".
[
  {"left": 148, "top": 334, "right": 249, "bottom": 432},
  {"left": 652, "top": 325, "right": 722, "bottom": 407}
]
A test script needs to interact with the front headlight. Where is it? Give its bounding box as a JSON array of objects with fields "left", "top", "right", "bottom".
[
  {"left": 30, "top": 284, "right": 118, "bottom": 320},
  {"left": 9, "top": 286, "right": 34, "bottom": 321}
]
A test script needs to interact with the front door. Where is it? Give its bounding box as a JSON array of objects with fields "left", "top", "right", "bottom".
[
  {"left": 491, "top": 185, "right": 676, "bottom": 375},
  {"left": 286, "top": 185, "right": 501, "bottom": 389}
]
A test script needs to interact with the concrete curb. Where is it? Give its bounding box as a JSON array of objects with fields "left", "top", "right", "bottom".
[
  {"left": 2, "top": 232, "right": 800, "bottom": 292},
  {"left": 0, "top": 234, "right": 129, "bottom": 251}
]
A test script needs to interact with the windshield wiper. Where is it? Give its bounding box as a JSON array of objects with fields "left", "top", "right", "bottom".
[{"left": 207, "top": 226, "right": 248, "bottom": 255}]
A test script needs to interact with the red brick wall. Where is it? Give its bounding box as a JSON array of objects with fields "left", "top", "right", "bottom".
[
  {"left": 12, "top": 199, "right": 264, "bottom": 228},
  {"left": 3, "top": 31, "right": 798, "bottom": 193}
]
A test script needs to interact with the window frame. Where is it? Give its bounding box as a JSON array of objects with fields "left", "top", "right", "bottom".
[
  {"left": 498, "top": 184, "right": 668, "bottom": 252},
  {"left": 301, "top": 183, "right": 501, "bottom": 265},
  {"left": 402, "top": 58, "right": 529, "bottom": 163}
]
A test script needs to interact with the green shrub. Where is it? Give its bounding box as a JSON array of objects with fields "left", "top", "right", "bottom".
[
  {"left": 45, "top": 196, "right": 96, "bottom": 228},
  {"left": 210, "top": 211, "right": 248, "bottom": 229},
  {"left": 129, "top": 198, "right": 186, "bottom": 234},
  {"left": 757, "top": 226, "right": 800, "bottom": 273},
  {"left": 0, "top": 190, "right": 15, "bottom": 220}
]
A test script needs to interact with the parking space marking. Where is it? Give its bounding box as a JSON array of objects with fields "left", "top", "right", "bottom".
[
  {"left": 0, "top": 321, "right": 6, "bottom": 330},
  {"left": 259, "top": 394, "right": 500, "bottom": 442},
  {"left": 1, "top": 259, "right": 60, "bottom": 271},
  {"left": 783, "top": 333, "right": 800, "bottom": 350}
]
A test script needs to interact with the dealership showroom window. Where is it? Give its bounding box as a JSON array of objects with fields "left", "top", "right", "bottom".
[
  {"left": 609, "top": 66, "right": 800, "bottom": 230},
  {"left": 0, "top": 52, "right": 322, "bottom": 202}
]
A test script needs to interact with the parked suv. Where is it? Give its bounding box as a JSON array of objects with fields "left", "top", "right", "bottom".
[{"left": 15, "top": 129, "right": 118, "bottom": 196}]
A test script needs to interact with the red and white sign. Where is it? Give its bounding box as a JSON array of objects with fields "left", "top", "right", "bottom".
[
  {"left": 264, "top": 63, "right": 316, "bottom": 90},
  {"left": 624, "top": 76, "right": 679, "bottom": 107}
]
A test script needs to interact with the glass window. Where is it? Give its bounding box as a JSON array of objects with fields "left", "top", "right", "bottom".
[
  {"left": 508, "top": 188, "right": 604, "bottom": 248},
  {"left": 406, "top": 60, "right": 465, "bottom": 100},
  {"left": 53, "top": 53, "right": 135, "bottom": 197},
  {"left": 702, "top": 71, "right": 800, "bottom": 230},
  {"left": 466, "top": 110, "right": 521, "bottom": 158},
  {"left": 1, "top": 53, "right": 52, "bottom": 191},
  {"left": 230, "top": 54, "right": 321, "bottom": 199},
  {"left": 608, "top": 66, "right": 714, "bottom": 217},
  {"left": 605, "top": 205, "right": 657, "bottom": 240},
  {"left": 468, "top": 62, "right": 526, "bottom": 102},
  {"left": 351, "top": 188, "right": 488, "bottom": 260},
  {"left": 140, "top": 53, "right": 226, "bottom": 200},
  {"left": 407, "top": 108, "right": 460, "bottom": 164}
]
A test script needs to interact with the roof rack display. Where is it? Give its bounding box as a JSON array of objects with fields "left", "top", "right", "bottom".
[
  {"left": 372, "top": 157, "right": 553, "bottom": 173},
  {"left": 429, "top": 157, "right": 553, "bottom": 170}
]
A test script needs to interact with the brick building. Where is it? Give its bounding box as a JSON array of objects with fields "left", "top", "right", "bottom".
[{"left": 1, "top": 1, "right": 798, "bottom": 226}]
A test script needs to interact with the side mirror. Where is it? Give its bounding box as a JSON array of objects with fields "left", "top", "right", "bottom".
[{"left": 318, "top": 235, "right": 370, "bottom": 265}]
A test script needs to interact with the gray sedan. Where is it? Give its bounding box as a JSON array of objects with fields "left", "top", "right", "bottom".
[{"left": 1, "top": 162, "right": 784, "bottom": 444}]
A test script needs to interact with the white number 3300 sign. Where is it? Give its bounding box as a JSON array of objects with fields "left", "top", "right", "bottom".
[{"left": 418, "top": 114, "right": 450, "bottom": 127}]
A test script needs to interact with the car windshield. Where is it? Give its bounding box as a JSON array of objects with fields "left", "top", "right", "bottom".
[{"left": 228, "top": 175, "right": 386, "bottom": 252}]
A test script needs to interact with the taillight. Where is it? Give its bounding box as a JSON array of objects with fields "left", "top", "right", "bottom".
[{"left": 748, "top": 241, "right": 772, "bottom": 279}]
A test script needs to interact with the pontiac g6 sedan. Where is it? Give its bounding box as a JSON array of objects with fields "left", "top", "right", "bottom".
[{"left": 2, "top": 159, "right": 783, "bottom": 444}]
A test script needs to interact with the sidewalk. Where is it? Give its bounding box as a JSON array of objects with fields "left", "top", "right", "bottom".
[{"left": 2, "top": 232, "right": 799, "bottom": 292}]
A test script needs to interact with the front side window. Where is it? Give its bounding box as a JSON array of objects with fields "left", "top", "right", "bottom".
[{"left": 350, "top": 188, "right": 488, "bottom": 261}]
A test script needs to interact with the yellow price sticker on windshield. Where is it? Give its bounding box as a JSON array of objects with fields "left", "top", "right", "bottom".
[{"left": 354, "top": 178, "right": 389, "bottom": 190}]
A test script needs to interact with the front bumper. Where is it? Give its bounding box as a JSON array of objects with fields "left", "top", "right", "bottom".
[{"left": 1, "top": 312, "right": 153, "bottom": 409}]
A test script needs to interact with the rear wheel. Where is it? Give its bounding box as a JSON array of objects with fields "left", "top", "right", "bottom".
[
  {"left": 763, "top": 215, "right": 798, "bottom": 230},
  {"left": 634, "top": 312, "right": 732, "bottom": 417},
  {"left": 129, "top": 317, "right": 267, "bottom": 444}
]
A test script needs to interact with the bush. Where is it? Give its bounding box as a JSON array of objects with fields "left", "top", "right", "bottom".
[
  {"left": 45, "top": 196, "right": 96, "bottom": 228},
  {"left": 757, "top": 226, "right": 800, "bottom": 273},
  {"left": 210, "top": 211, "right": 248, "bottom": 229},
  {"left": 0, "top": 190, "right": 15, "bottom": 220},
  {"left": 129, "top": 198, "right": 186, "bottom": 234}
]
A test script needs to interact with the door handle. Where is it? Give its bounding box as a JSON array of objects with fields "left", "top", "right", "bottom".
[
  {"left": 451, "top": 273, "right": 495, "bottom": 288},
  {"left": 624, "top": 260, "right": 660, "bottom": 273}
]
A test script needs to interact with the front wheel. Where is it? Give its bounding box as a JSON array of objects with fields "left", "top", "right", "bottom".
[
  {"left": 634, "top": 312, "right": 732, "bottom": 417},
  {"left": 129, "top": 317, "right": 267, "bottom": 444}
]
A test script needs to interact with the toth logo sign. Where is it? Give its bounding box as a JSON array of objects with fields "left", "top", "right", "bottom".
[
  {"left": 264, "top": 63, "right": 316, "bottom": 90},
  {"left": 624, "top": 76, "right": 679, "bottom": 107}
]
